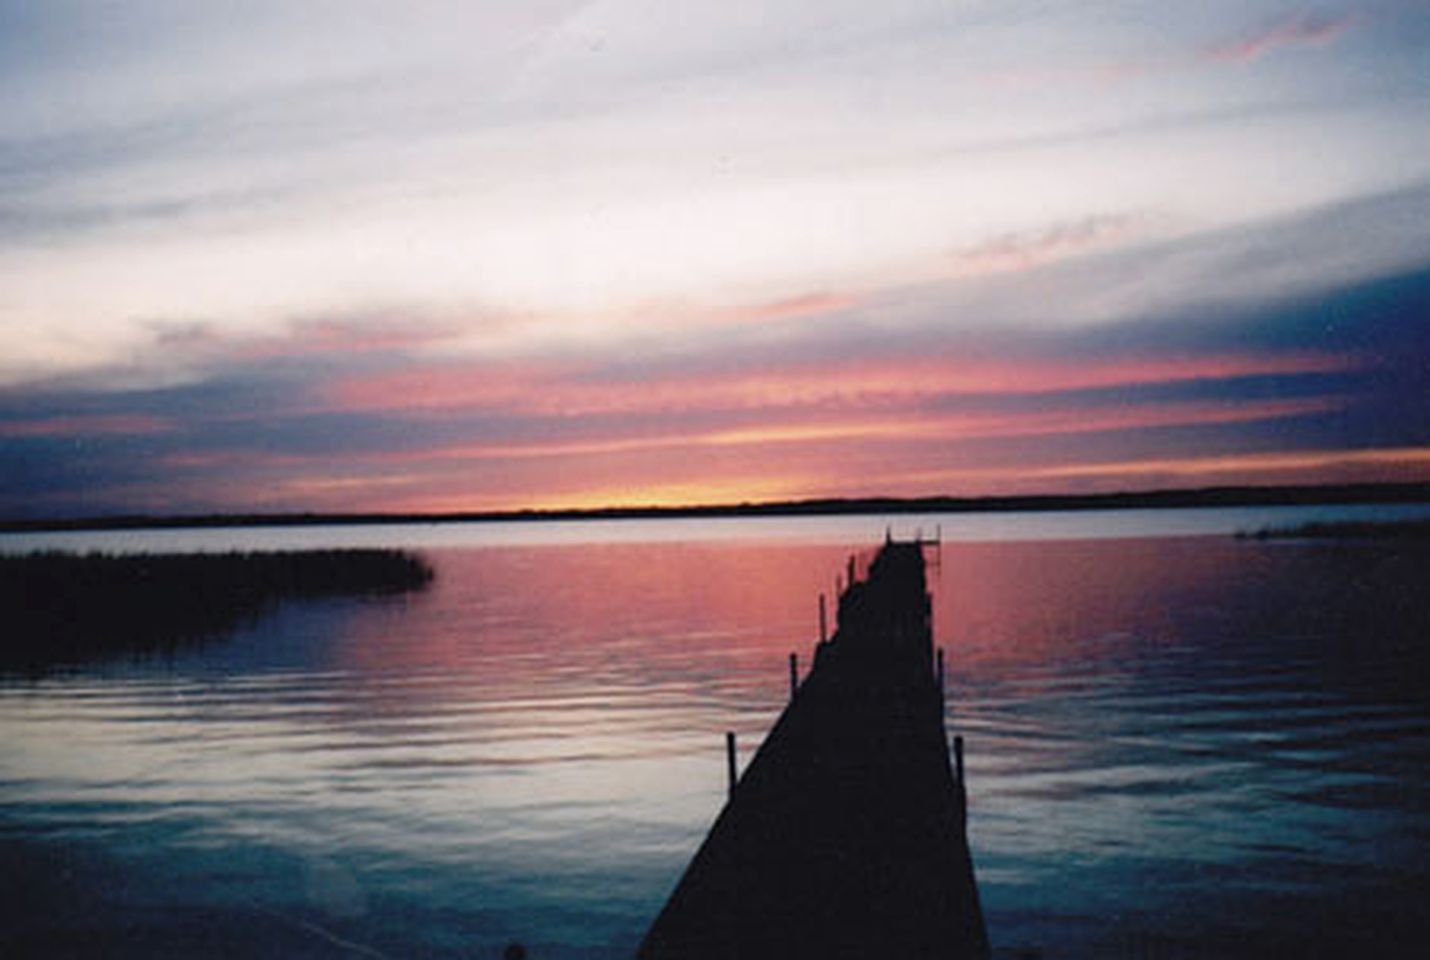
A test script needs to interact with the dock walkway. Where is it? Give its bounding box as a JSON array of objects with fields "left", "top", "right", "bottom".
[{"left": 638, "top": 540, "right": 989, "bottom": 959}]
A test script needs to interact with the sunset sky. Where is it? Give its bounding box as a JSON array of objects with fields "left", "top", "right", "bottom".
[{"left": 3, "top": 1, "right": 1429, "bottom": 518}]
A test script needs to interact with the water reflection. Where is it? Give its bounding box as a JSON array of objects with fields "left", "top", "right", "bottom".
[
  {"left": 1, "top": 535, "right": 1427, "bottom": 958},
  {"left": 937, "top": 537, "right": 1430, "bottom": 958}
]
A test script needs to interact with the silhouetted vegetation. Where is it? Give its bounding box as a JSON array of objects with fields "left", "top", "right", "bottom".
[
  {"left": 0, "top": 549, "right": 433, "bottom": 671},
  {"left": 1237, "top": 518, "right": 1430, "bottom": 541}
]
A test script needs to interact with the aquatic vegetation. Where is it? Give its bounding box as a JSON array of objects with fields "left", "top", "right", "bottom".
[
  {"left": 0, "top": 549, "right": 433, "bottom": 670},
  {"left": 1237, "top": 518, "right": 1430, "bottom": 540}
]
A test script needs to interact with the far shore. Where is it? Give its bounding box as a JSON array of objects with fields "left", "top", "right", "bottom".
[{"left": 2, "top": 480, "right": 1427, "bottom": 535}]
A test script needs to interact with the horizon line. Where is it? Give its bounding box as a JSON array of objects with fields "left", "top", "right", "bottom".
[{"left": 2, "top": 479, "right": 1428, "bottom": 534}]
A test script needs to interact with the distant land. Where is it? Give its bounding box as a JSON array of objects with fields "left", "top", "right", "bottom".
[{"left": 2, "top": 481, "right": 1428, "bottom": 534}]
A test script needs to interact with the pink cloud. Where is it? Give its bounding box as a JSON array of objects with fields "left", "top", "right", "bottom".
[
  {"left": 1206, "top": 13, "right": 1355, "bottom": 65},
  {"left": 323, "top": 349, "right": 1357, "bottom": 420},
  {"left": 982, "top": 12, "right": 1354, "bottom": 96},
  {"left": 336, "top": 394, "right": 1344, "bottom": 468},
  {"left": 717, "top": 291, "right": 859, "bottom": 325},
  {"left": 320, "top": 358, "right": 583, "bottom": 415},
  {"left": 229, "top": 315, "right": 463, "bottom": 362},
  {"left": 615, "top": 290, "right": 861, "bottom": 336}
]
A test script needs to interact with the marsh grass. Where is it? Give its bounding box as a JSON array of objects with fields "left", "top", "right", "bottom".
[
  {"left": 1236, "top": 518, "right": 1430, "bottom": 541},
  {"left": 0, "top": 549, "right": 433, "bottom": 671}
]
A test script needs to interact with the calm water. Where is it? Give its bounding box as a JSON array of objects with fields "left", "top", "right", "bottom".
[{"left": 1, "top": 508, "right": 1427, "bottom": 958}]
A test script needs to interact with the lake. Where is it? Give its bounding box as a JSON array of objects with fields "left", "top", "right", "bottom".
[{"left": 2, "top": 505, "right": 1428, "bottom": 958}]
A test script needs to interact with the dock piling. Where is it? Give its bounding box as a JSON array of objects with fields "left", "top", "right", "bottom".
[
  {"left": 954, "top": 734, "right": 968, "bottom": 829},
  {"left": 789, "top": 652, "right": 798, "bottom": 699},
  {"left": 726, "top": 731, "right": 738, "bottom": 797}
]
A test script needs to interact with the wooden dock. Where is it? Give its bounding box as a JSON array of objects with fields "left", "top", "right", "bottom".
[{"left": 638, "top": 539, "right": 989, "bottom": 959}]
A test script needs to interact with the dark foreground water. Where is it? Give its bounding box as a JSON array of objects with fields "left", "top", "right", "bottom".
[{"left": 1, "top": 509, "right": 1427, "bottom": 958}]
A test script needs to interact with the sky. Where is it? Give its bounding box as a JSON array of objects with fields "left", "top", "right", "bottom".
[{"left": 2, "top": 0, "right": 1429, "bottom": 518}]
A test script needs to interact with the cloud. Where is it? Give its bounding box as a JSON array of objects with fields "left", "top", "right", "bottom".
[
  {"left": 0, "top": 323, "right": 1375, "bottom": 517},
  {"left": 0, "top": 413, "right": 171, "bottom": 439},
  {"left": 338, "top": 395, "right": 1344, "bottom": 467},
  {"left": 880, "top": 444, "right": 1430, "bottom": 498},
  {"left": 954, "top": 214, "right": 1143, "bottom": 274},
  {"left": 1022, "top": 445, "right": 1430, "bottom": 485},
  {"left": 230, "top": 314, "right": 463, "bottom": 362},
  {"left": 7, "top": 226, "right": 1420, "bottom": 516},
  {"left": 1205, "top": 12, "right": 1355, "bottom": 65},
  {"left": 321, "top": 348, "right": 1354, "bottom": 421},
  {"left": 918, "top": 183, "right": 1430, "bottom": 352},
  {"left": 5, "top": 3, "right": 1422, "bottom": 388},
  {"left": 713, "top": 291, "right": 862, "bottom": 327}
]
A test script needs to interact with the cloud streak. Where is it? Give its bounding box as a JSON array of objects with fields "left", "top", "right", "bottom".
[
  {"left": 321, "top": 349, "right": 1356, "bottom": 419},
  {"left": 313, "top": 396, "right": 1345, "bottom": 468},
  {"left": 954, "top": 214, "right": 1144, "bottom": 274},
  {"left": 1205, "top": 12, "right": 1356, "bottom": 65},
  {"left": 0, "top": 413, "right": 171, "bottom": 439}
]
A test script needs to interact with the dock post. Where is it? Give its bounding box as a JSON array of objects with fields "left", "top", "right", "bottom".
[
  {"left": 789, "top": 652, "right": 798, "bottom": 700},
  {"left": 726, "top": 732, "right": 738, "bottom": 797},
  {"left": 819, "top": 594, "right": 827, "bottom": 644},
  {"left": 847, "top": 555, "right": 855, "bottom": 586},
  {"left": 955, "top": 738, "right": 966, "bottom": 835}
]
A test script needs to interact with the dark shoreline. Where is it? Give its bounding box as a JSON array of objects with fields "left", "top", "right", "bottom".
[{"left": 2, "top": 481, "right": 1427, "bottom": 534}]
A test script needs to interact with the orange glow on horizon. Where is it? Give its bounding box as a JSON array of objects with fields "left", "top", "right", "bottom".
[{"left": 380, "top": 474, "right": 816, "bottom": 515}]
